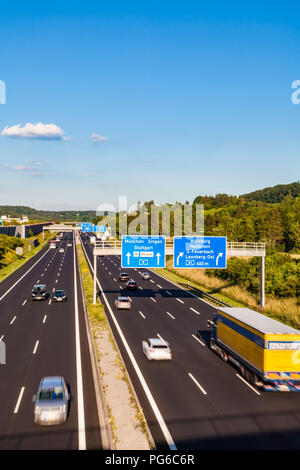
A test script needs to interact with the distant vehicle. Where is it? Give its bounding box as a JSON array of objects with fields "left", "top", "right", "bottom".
[
  {"left": 140, "top": 272, "right": 150, "bottom": 280},
  {"left": 67, "top": 243, "right": 72, "bottom": 247},
  {"left": 49, "top": 240, "right": 57, "bottom": 249},
  {"left": 59, "top": 248, "right": 64, "bottom": 253},
  {"left": 115, "top": 296, "right": 131, "bottom": 309},
  {"left": 32, "top": 285, "right": 47, "bottom": 301},
  {"left": 207, "top": 307, "right": 300, "bottom": 391},
  {"left": 126, "top": 280, "right": 137, "bottom": 290},
  {"left": 33, "top": 376, "right": 69, "bottom": 425},
  {"left": 119, "top": 273, "right": 129, "bottom": 282},
  {"left": 142, "top": 338, "right": 172, "bottom": 361},
  {"left": 53, "top": 290, "right": 67, "bottom": 302}
]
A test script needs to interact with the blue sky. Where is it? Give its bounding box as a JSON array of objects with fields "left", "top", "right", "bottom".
[{"left": 0, "top": 1, "right": 300, "bottom": 211}]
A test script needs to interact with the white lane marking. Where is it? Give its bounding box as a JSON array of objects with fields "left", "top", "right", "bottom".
[
  {"left": 190, "top": 307, "right": 201, "bottom": 315},
  {"left": 149, "top": 269, "right": 216, "bottom": 309},
  {"left": 22, "top": 299, "right": 27, "bottom": 306},
  {"left": 52, "top": 288, "right": 55, "bottom": 293},
  {"left": 165, "top": 290, "right": 172, "bottom": 295},
  {"left": 41, "top": 274, "right": 44, "bottom": 277},
  {"left": 138, "top": 311, "right": 146, "bottom": 319},
  {"left": 157, "top": 284, "right": 162, "bottom": 288},
  {"left": 139, "top": 286, "right": 143, "bottom": 290},
  {"left": 58, "top": 273, "right": 60, "bottom": 277},
  {"left": 0, "top": 335, "right": 4, "bottom": 341},
  {"left": 10, "top": 316, "right": 16, "bottom": 325},
  {"left": 36, "top": 280, "right": 40, "bottom": 283},
  {"left": 157, "top": 333, "right": 167, "bottom": 342},
  {"left": 150, "top": 280, "right": 155, "bottom": 283},
  {"left": 188, "top": 373, "right": 207, "bottom": 395},
  {"left": 42, "top": 315, "right": 47, "bottom": 324},
  {"left": 109, "top": 272, "right": 111, "bottom": 276},
  {"left": 176, "top": 298, "right": 184, "bottom": 304},
  {"left": 48, "top": 299, "right": 52, "bottom": 305},
  {"left": 192, "top": 334, "right": 205, "bottom": 346},
  {"left": 236, "top": 374, "right": 261, "bottom": 395},
  {"left": 73, "top": 232, "right": 86, "bottom": 450},
  {"left": 0, "top": 246, "right": 51, "bottom": 304},
  {"left": 80, "top": 239, "right": 176, "bottom": 450},
  {"left": 55, "top": 280, "right": 58, "bottom": 283},
  {"left": 33, "top": 340, "right": 39, "bottom": 354},
  {"left": 113, "top": 278, "right": 116, "bottom": 282},
  {"left": 14, "top": 387, "right": 25, "bottom": 414},
  {"left": 150, "top": 297, "right": 156, "bottom": 302},
  {"left": 166, "top": 311, "right": 175, "bottom": 320}
]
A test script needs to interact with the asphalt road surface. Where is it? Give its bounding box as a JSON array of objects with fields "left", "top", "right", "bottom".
[
  {"left": 81, "top": 232, "right": 300, "bottom": 451},
  {"left": 0, "top": 233, "right": 102, "bottom": 449}
]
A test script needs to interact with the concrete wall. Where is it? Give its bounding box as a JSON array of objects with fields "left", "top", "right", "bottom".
[{"left": 0, "top": 222, "right": 52, "bottom": 238}]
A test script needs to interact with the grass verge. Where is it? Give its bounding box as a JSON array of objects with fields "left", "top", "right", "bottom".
[{"left": 0, "top": 231, "right": 56, "bottom": 283}]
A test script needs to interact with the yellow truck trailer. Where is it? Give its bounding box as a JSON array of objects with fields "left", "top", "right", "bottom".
[{"left": 207, "top": 307, "right": 300, "bottom": 391}]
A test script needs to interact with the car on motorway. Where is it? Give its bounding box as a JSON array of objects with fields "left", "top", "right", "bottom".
[
  {"left": 53, "top": 290, "right": 67, "bottom": 302},
  {"left": 119, "top": 272, "right": 129, "bottom": 282},
  {"left": 140, "top": 272, "right": 150, "bottom": 280},
  {"left": 59, "top": 248, "right": 64, "bottom": 253},
  {"left": 32, "top": 284, "right": 48, "bottom": 301},
  {"left": 33, "top": 376, "right": 69, "bottom": 425},
  {"left": 142, "top": 338, "right": 172, "bottom": 361},
  {"left": 67, "top": 243, "right": 72, "bottom": 247},
  {"left": 115, "top": 296, "right": 131, "bottom": 309},
  {"left": 126, "top": 280, "right": 138, "bottom": 290}
]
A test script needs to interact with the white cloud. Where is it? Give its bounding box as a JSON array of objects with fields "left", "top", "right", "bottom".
[
  {"left": 1, "top": 122, "right": 67, "bottom": 140},
  {"left": 90, "top": 133, "right": 108, "bottom": 142}
]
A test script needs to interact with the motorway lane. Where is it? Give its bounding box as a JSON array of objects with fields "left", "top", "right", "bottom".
[
  {"left": 0, "top": 233, "right": 102, "bottom": 449},
  {"left": 81, "top": 233, "right": 300, "bottom": 450}
]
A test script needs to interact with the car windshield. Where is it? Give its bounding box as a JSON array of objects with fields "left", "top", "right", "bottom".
[
  {"left": 153, "top": 345, "right": 168, "bottom": 349},
  {"left": 119, "top": 298, "right": 129, "bottom": 302},
  {"left": 55, "top": 291, "right": 64, "bottom": 296},
  {"left": 38, "top": 387, "right": 64, "bottom": 401}
]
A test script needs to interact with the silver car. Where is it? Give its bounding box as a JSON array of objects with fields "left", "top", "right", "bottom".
[
  {"left": 140, "top": 272, "right": 150, "bottom": 280},
  {"left": 33, "top": 376, "right": 69, "bottom": 425},
  {"left": 115, "top": 296, "right": 131, "bottom": 309},
  {"left": 142, "top": 338, "right": 172, "bottom": 360}
]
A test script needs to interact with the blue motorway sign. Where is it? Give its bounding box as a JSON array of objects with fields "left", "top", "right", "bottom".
[
  {"left": 94, "top": 225, "right": 106, "bottom": 233},
  {"left": 121, "top": 236, "right": 166, "bottom": 268},
  {"left": 173, "top": 236, "right": 227, "bottom": 269}
]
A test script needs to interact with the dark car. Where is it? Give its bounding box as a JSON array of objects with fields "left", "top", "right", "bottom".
[
  {"left": 32, "top": 284, "right": 47, "bottom": 301},
  {"left": 119, "top": 272, "right": 129, "bottom": 281},
  {"left": 53, "top": 290, "right": 67, "bottom": 302},
  {"left": 126, "top": 280, "right": 138, "bottom": 290}
]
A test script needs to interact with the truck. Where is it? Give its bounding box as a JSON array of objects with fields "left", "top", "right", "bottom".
[{"left": 207, "top": 307, "right": 300, "bottom": 391}]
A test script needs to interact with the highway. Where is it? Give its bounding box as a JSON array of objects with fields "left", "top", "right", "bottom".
[
  {"left": 0, "top": 233, "right": 102, "bottom": 449},
  {"left": 81, "top": 232, "right": 300, "bottom": 450}
]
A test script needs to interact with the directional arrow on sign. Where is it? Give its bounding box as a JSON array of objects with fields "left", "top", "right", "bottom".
[
  {"left": 126, "top": 252, "right": 131, "bottom": 264},
  {"left": 176, "top": 252, "right": 184, "bottom": 266},
  {"left": 156, "top": 253, "right": 161, "bottom": 265},
  {"left": 216, "top": 253, "right": 223, "bottom": 266}
]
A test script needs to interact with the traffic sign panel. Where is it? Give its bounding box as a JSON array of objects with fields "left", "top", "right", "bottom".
[
  {"left": 174, "top": 236, "right": 227, "bottom": 269},
  {"left": 121, "top": 236, "right": 166, "bottom": 268}
]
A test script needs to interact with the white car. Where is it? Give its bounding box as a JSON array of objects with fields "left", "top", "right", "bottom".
[
  {"left": 67, "top": 243, "right": 72, "bottom": 247},
  {"left": 59, "top": 248, "right": 64, "bottom": 253},
  {"left": 140, "top": 272, "right": 150, "bottom": 280},
  {"left": 142, "top": 338, "right": 172, "bottom": 360},
  {"left": 115, "top": 296, "right": 131, "bottom": 309}
]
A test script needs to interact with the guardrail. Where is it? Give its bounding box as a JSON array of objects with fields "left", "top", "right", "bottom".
[{"left": 179, "top": 282, "right": 232, "bottom": 307}]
